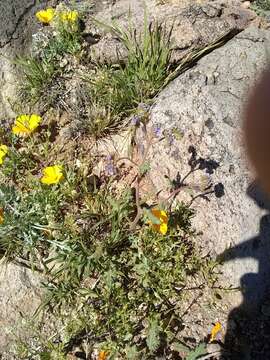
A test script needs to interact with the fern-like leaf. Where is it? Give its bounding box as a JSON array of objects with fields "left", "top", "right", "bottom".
[
  {"left": 146, "top": 317, "right": 160, "bottom": 352},
  {"left": 186, "top": 343, "right": 207, "bottom": 360}
]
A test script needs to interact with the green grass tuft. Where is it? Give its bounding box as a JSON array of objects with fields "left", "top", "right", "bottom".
[
  {"left": 15, "top": 56, "right": 57, "bottom": 105},
  {"left": 83, "top": 19, "right": 172, "bottom": 137},
  {"left": 253, "top": 0, "right": 270, "bottom": 11}
]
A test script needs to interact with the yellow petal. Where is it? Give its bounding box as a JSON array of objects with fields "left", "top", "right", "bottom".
[
  {"left": 61, "top": 10, "right": 78, "bottom": 22},
  {"left": 12, "top": 114, "right": 41, "bottom": 136},
  {"left": 150, "top": 209, "right": 168, "bottom": 235},
  {"left": 12, "top": 125, "right": 30, "bottom": 136},
  {"left": 159, "top": 210, "right": 168, "bottom": 224},
  {"left": 151, "top": 208, "right": 161, "bottom": 218},
  {"left": 13, "top": 115, "right": 30, "bottom": 135},
  {"left": 210, "top": 322, "right": 222, "bottom": 342},
  {"left": 36, "top": 8, "right": 55, "bottom": 24},
  {"left": 98, "top": 351, "right": 108, "bottom": 360},
  {"left": 0, "top": 145, "right": 8, "bottom": 155},
  {"left": 41, "top": 165, "right": 64, "bottom": 185},
  {"left": 159, "top": 222, "right": 168, "bottom": 235},
  {"left": 28, "top": 114, "right": 41, "bottom": 130},
  {"left": 0, "top": 145, "right": 8, "bottom": 165}
]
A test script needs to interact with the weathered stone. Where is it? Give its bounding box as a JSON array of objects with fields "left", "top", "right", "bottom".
[
  {"left": 89, "top": 0, "right": 256, "bottom": 64},
  {"left": 0, "top": 262, "right": 42, "bottom": 353},
  {"left": 142, "top": 27, "right": 270, "bottom": 309}
]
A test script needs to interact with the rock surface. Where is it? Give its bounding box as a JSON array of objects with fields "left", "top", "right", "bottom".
[
  {"left": 0, "top": 262, "right": 42, "bottom": 353},
  {"left": 142, "top": 26, "right": 270, "bottom": 309},
  {"left": 90, "top": 0, "right": 256, "bottom": 64}
]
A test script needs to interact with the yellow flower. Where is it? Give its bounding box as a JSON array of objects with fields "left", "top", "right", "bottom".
[
  {"left": 150, "top": 209, "right": 168, "bottom": 235},
  {"left": 41, "top": 165, "right": 64, "bottom": 185},
  {"left": 0, "top": 145, "right": 8, "bottom": 165},
  {"left": 12, "top": 114, "right": 41, "bottom": 137},
  {"left": 36, "top": 8, "right": 55, "bottom": 24},
  {"left": 0, "top": 208, "right": 4, "bottom": 224},
  {"left": 98, "top": 351, "right": 108, "bottom": 360},
  {"left": 61, "top": 10, "right": 79, "bottom": 23},
  {"left": 210, "top": 322, "right": 222, "bottom": 342}
]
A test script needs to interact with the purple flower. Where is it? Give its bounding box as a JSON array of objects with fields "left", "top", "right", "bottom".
[
  {"left": 153, "top": 124, "right": 163, "bottom": 138},
  {"left": 105, "top": 163, "right": 116, "bottom": 176},
  {"left": 130, "top": 115, "right": 141, "bottom": 126}
]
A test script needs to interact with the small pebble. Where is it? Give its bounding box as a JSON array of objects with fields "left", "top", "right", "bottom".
[
  {"left": 242, "top": 1, "right": 251, "bottom": 9},
  {"left": 207, "top": 342, "right": 222, "bottom": 353}
]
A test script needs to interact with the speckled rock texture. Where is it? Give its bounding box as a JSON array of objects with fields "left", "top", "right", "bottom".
[{"left": 0, "top": 262, "right": 42, "bottom": 354}]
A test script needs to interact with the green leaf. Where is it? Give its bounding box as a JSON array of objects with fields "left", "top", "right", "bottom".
[
  {"left": 146, "top": 317, "right": 160, "bottom": 352},
  {"left": 139, "top": 162, "right": 151, "bottom": 176},
  {"left": 186, "top": 343, "right": 207, "bottom": 360},
  {"left": 125, "top": 345, "right": 140, "bottom": 359},
  {"left": 40, "top": 352, "right": 51, "bottom": 360},
  {"left": 172, "top": 342, "right": 190, "bottom": 353},
  {"left": 172, "top": 127, "right": 183, "bottom": 140}
]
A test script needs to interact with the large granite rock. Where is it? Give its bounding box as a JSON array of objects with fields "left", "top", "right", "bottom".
[
  {"left": 89, "top": 0, "right": 256, "bottom": 64},
  {"left": 141, "top": 27, "right": 270, "bottom": 309}
]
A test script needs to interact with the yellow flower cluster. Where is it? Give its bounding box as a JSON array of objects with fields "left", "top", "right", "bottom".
[
  {"left": 36, "top": 7, "right": 78, "bottom": 25},
  {"left": 11, "top": 114, "right": 63, "bottom": 184},
  {"left": 61, "top": 11, "right": 78, "bottom": 23},
  {"left": 0, "top": 113, "right": 64, "bottom": 224}
]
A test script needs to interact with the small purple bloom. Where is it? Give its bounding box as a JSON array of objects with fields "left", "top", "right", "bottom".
[
  {"left": 130, "top": 115, "right": 140, "bottom": 126},
  {"left": 105, "top": 163, "right": 116, "bottom": 176},
  {"left": 153, "top": 124, "right": 163, "bottom": 138}
]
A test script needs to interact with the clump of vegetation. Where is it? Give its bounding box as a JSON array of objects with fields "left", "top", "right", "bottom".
[
  {"left": 83, "top": 18, "right": 172, "bottom": 137},
  {"left": 0, "top": 4, "right": 224, "bottom": 359},
  {"left": 0, "top": 112, "right": 217, "bottom": 358},
  {"left": 256, "top": 0, "right": 270, "bottom": 10},
  {"left": 15, "top": 4, "right": 83, "bottom": 106},
  {"left": 251, "top": 0, "right": 270, "bottom": 14},
  {"left": 17, "top": 7, "right": 173, "bottom": 137}
]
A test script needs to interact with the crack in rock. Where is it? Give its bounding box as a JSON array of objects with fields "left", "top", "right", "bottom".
[{"left": 0, "top": 0, "right": 36, "bottom": 48}]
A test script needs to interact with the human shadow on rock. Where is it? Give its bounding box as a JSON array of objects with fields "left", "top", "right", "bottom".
[{"left": 219, "top": 181, "right": 270, "bottom": 360}]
